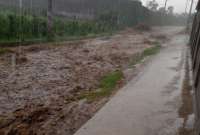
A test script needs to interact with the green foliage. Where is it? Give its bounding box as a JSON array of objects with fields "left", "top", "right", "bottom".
[
  {"left": 0, "top": 11, "right": 116, "bottom": 44},
  {"left": 0, "top": 13, "right": 9, "bottom": 39},
  {"left": 0, "top": 12, "right": 48, "bottom": 42},
  {"left": 100, "top": 71, "right": 123, "bottom": 90},
  {"left": 0, "top": 48, "right": 12, "bottom": 55},
  {"left": 32, "top": 16, "right": 47, "bottom": 38},
  {"left": 0, "top": 1, "right": 186, "bottom": 44},
  {"left": 57, "top": 20, "right": 101, "bottom": 37},
  {"left": 80, "top": 71, "right": 123, "bottom": 100},
  {"left": 129, "top": 44, "right": 161, "bottom": 67},
  {"left": 143, "top": 45, "right": 161, "bottom": 56},
  {"left": 96, "top": 11, "right": 118, "bottom": 31}
]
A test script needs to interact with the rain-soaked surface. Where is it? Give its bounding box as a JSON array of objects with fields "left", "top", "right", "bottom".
[
  {"left": 0, "top": 27, "right": 181, "bottom": 135},
  {"left": 178, "top": 46, "right": 194, "bottom": 135},
  {"left": 74, "top": 33, "right": 194, "bottom": 135}
]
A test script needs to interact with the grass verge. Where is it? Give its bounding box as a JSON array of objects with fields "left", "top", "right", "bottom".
[
  {"left": 143, "top": 44, "right": 161, "bottom": 57},
  {"left": 0, "top": 48, "right": 12, "bottom": 55},
  {"left": 81, "top": 44, "right": 161, "bottom": 101},
  {"left": 129, "top": 44, "right": 161, "bottom": 67},
  {"left": 80, "top": 71, "right": 123, "bottom": 101}
]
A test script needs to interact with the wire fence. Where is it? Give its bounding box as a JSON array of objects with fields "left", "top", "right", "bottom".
[
  {"left": 190, "top": 1, "right": 200, "bottom": 134},
  {"left": 0, "top": 0, "right": 149, "bottom": 45},
  {"left": 0, "top": 0, "right": 188, "bottom": 46}
]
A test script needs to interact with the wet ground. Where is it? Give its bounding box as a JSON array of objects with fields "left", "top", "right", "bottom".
[
  {"left": 0, "top": 27, "right": 189, "bottom": 135},
  {"left": 74, "top": 33, "right": 194, "bottom": 135}
]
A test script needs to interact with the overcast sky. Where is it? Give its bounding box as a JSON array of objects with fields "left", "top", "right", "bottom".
[{"left": 141, "top": 0, "right": 198, "bottom": 13}]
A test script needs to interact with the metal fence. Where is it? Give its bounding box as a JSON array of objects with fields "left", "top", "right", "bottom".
[
  {"left": 0, "top": 0, "right": 149, "bottom": 46},
  {"left": 190, "top": 1, "right": 200, "bottom": 134}
]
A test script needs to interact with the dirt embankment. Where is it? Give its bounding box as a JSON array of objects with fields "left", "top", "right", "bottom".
[{"left": 0, "top": 27, "right": 178, "bottom": 135}]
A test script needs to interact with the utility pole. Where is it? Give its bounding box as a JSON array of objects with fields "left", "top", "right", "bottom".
[{"left": 47, "top": 0, "right": 53, "bottom": 38}]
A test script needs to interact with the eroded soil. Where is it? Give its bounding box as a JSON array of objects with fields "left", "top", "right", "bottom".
[{"left": 0, "top": 27, "right": 180, "bottom": 135}]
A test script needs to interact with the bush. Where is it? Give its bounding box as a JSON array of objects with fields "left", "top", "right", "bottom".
[{"left": 0, "top": 10, "right": 117, "bottom": 43}]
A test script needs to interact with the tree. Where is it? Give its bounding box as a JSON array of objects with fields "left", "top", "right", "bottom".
[
  {"left": 147, "top": 0, "right": 159, "bottom": 12},
  {"left": 158, "top": 7, "right": 166, "bottom": 13},
  {"left": 167, "top": 6, "right": 174, "bottom": 15}
]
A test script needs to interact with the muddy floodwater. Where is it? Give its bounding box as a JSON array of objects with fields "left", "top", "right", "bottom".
[
  {"left": 74, "top": 32, "right": 194, "bottom": 135},
  {"left": 0, "top": 27, "right": 193, "bottom": 135}
]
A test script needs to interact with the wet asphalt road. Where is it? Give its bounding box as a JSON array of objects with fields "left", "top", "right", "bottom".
[{"left": 74, "top": 33, "right": 193, "bottom": 135}]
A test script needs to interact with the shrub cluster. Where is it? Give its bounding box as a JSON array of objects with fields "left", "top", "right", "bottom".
[{"left": 0, "top": 11, "right": 118, "bottom": 42}]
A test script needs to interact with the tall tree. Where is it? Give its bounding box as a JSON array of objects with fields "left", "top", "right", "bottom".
[
  {"left": 158, "top": 7, "right": 165, "bottom": 13},
  {"left": 147, "top": 0, "right": 159, "bottom": 12},
  {"left": 167, "top": 6, "right": 174, "bottom": 15}
]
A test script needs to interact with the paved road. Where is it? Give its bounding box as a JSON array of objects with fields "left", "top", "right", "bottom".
[{"left": 74, "top": 34, "right": 191, "bottom": 135}]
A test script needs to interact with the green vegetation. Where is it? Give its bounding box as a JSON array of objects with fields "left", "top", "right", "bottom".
[
  {"left": 0, "top": 0, "right": 187, "bottom": 46},
  {"left": 100, "top": 71, "right": 123, "bottom": 91},
  {"left": 129, "top": 44, "right": 161, "bottom": 67},
  {"left": 0, "top": 11, "right": 118, "bottom": 45},
  {"left": 80, "top": 71, "right": 123, "bottom": 101},
  {"left": 81, "top": 44, "right": 160, "bottom": 101},
  {"left": 0, "top": 48, "right": 12, "bottom": 55},
  {"left": 73, "top": 44, "right": 160, "bottom": 102},
  {"left": 143, "top": 44, "right": 161, "bottom": 56}
]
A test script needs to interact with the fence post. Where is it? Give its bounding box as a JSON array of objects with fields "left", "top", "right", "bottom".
[{"left": 47, "top": 0, "right": 53, "bottom": 39}]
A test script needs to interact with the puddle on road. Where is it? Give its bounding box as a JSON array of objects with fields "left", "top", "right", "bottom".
[{"left": 178, "top": 53, "right": 194, "bottom": 135}]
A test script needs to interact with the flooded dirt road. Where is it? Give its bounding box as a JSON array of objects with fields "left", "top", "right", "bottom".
[{"left": 74, "top": 33, "right": 194, "bottom": 135}]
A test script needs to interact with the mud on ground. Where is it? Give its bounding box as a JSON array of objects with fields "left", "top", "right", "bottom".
[{"left": 0, "top": 27, "right": 179, "bottom": 135}]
